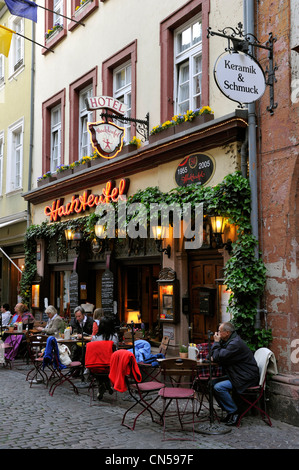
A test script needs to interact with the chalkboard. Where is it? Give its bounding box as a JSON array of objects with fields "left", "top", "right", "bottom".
[
  {"left": 70, "top": 271, "right": 79, "bottom": 314},
  {"left": 101, "top": 269, "right": 114, "bottom": 318}
]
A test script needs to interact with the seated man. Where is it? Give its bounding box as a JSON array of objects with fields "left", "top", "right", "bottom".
[
  {"left": 70, "top": 306, "right": 93, "bottom": 362},
  {"left": 211, "top": 321, "right": 259, "bottom": 426},
  {"left": 36, "top": 305, "right": 64, "bottom": 335}
]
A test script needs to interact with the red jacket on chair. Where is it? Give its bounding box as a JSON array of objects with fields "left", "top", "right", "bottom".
[
  {"left": 85, "top": 341, "right": 114, "bottom": 373},
  {"left": 109, "top": 349, "right": 142, "bottom": 392}
]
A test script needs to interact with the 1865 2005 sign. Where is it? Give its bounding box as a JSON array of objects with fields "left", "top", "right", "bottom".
[{"left": 175, "top": 153, "right": 215, "bottom": 187}]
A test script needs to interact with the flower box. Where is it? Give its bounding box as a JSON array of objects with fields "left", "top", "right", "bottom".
[
  {"left": 149, "top": 126, "right": 175, "bottom": 144},
  {"left": 37, "top": 176, "right": 57, "bottom": 187},
  {"left": 56, "top": 168, "right": 73, "bottom": 179},
  {"left": 120, "top": 144, "right": 138, "bottom": 155},
  {"left": 175, "top": 113, "right": 214, "bottom": 134}
]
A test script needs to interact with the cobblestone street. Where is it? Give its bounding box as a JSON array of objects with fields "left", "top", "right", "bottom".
[{"left": 1, "top": 360, "right": 299, "bottom": 454}]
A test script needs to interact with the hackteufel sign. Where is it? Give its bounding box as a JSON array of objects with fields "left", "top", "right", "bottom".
[{"left": 214, "top": 51, "right": 266, "bottom": 104}]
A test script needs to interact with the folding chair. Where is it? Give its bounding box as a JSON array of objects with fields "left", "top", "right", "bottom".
[
  {"left": 85, "top": 340, "right": 115, "bottom": 404},
  {"left": 237, "top": 347, "right": 278, "bottom": 427},
  {"left": 26, "top": 335, "right": 49, "bottom": 387},
  {"left": 158, "top": 336, "right": 170, "bottom": 357},
  {"left": 158, "top": 358, "right": 198, "bottom": 440},
  {"left": 42, "top": 336, "right": 82, "bottom": 397},
  {"left": 109, "top": 349, "right": 165, "bottom": 431}
]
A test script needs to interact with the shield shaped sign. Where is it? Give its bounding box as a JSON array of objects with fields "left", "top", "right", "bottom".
[{"left": 88, "top": 121, "right": 125, "bottom": 159}]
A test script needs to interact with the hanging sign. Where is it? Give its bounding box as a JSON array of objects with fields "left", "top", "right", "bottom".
[
  {"left": 88, "top": 121, "right": 125, "bottom": 159},
  {"left": 175, "top": 153, "right": 215, "bottom": 187},
  {"left": 86, "top": 96, "right": 127, "bottom": 115},
  {"left": 214, "top": 51, "right": 266, "bottom": 104}
]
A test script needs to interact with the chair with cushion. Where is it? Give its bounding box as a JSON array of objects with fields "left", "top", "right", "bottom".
[
  {"left": 158, "top": 357, "right": 198, "bottom": 440},
  {"left": 109, "top": 349, "right": 165, "bottom": 431},
  {"left": 85, "top": 340, "right": 115, "bottom": 404},
  {"left": 42, "top": 336, "right": 82, "bottom": 397},
  {"left": 237, "top": 347, "right": 278, "bottom": 427}
]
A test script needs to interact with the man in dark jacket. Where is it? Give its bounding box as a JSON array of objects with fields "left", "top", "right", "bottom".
[
  {"left": 211, "top": 321, "right": 259, "bottom": 426},
  {"left": 70, "top": 306, "right": 94, "bottom": 362}
]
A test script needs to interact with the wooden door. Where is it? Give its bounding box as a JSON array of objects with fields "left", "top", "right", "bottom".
[{"left": 189, "top": 254, "right": 223, "bottom": 343}]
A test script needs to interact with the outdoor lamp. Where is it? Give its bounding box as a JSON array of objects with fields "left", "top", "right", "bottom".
[
  {"left": 152, "top": 224, "right": 171, "bottom": 258},
  {"left": 210, "top": 215, "right": 232, "bottom": 253},
  {"left": 64, "top": 226, "right": 74, "bottom": 241},
  {"left": 95, "top": 222, "right": 105, "bottom": 238}
]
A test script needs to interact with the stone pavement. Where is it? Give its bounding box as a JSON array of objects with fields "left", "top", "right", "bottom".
[{"left": 1, "top": 360, "right": 299, "bottom": 452}]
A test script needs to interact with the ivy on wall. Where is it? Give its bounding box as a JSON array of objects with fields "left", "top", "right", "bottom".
[{"left": 20, "top": 171, "right": 271, "bottom": 350}]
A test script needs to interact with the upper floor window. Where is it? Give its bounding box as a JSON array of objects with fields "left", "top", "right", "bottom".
[
  {"left": 174, "top": 17, "right": 202, "bottom": 115},
  {"left": 9, "top": 17, "right": 24, "bottom": 76},
  {"left": 79, "top": 86, "right": 93, "bottom": 158},
  {"left": 7, "top": 118, "right": 23, "bottom": 193},
  {"left": 50, "top": 105, "right": 61, "bottom": 173},
  {"left": 113, "top": 61, "right": 132, "bottom": 142},
  {"left": 53, "top": 0, "right": 63, "bottom": 25},
  {"left": 44, "top": 0, "right": 67, "bottom": 52}
]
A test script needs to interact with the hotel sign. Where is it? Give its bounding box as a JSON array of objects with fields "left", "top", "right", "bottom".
[
  {"left": 86, "top": 96, "right": 126, "bottom": 159},
  {"left": 214, "top": 51, "right": 266, "bottom": 104}
]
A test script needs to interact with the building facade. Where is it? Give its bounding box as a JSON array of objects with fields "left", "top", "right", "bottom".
[{"left": 0, "top": 1, "right": 33, "bottom": 309}]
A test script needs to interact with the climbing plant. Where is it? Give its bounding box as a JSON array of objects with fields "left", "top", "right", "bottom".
[{"left": 20, "top": 171, "right": 271, "bottom": 350}]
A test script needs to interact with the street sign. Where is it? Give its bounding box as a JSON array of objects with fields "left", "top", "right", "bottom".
[{"left": 214, "top": 51, "right": 266, "bottom": 105}]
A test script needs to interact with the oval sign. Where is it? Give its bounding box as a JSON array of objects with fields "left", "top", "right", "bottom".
[
  {"left": 214, "top": 51, "right": 266, "bottom": 104},
  {"left": 175, "top": 153, "right": 215, "bottom": 187}
]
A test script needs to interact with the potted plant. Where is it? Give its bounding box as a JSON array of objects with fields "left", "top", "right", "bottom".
[{"left": 179, "top": 344, "right": 188, "bottom": 358}]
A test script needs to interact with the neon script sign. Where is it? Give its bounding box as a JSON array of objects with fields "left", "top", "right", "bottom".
[{"left": 44, "top": 178, "right": 130, "bottom": 222}]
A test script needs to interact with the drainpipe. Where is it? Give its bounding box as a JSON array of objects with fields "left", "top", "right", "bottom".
[
  {"left": 27, "top": 21, "right": 35, "bottom": 229},
  {"left": 244, "top": 0, "right": 261, "bottom": 329}
]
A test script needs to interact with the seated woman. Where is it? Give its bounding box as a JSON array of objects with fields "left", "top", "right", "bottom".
[
  {"left": 4, "top": 303, "right": 35, "bottom": 361},
  {"left": 89, "top": 316, "right": 118, "bottom": 400}
]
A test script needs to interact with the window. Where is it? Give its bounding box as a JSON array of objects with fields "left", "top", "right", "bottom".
[
  {"left": 174, "top": 17, "right": 202, "bottom": 114},
  {"left": 113, "top": 61, "right": 132, "bottom": 141},
  {"left": 9, "top": 17, "right": 24, "bottom": 76},
  {"left": 69, "top": 68, "right": 97, "bottom": 163},
  {"left": 102, "top": 41, "right": 137, "bottom": 141},
  {"left": 42, "top": 90, "right": 65, "bottom": 174},
  {"left": 43, "top": 0, "right": 67, "bottom": 52},
  {"left": 0, "top": 55, "right": 4, "bottom": 85},
  {"left": 7, "top": 119, "right": 23, "bottom": 192},
  {"left": 160, "top": 0, "right": 209, "bottom": 123},
  {"left": 78, "top": 86, "right": 93, "bottom": 158},
  {"left": 50, "top": 105, "right": 61, "bottom": 172},
  {"left": 69, "top": 0, "right": 99, "bottom": 32},
  {"left": 0, "top": 132, "right": 3, "bottom": 195}
]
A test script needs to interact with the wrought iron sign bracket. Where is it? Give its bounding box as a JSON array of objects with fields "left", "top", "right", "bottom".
[
  {"left": 100, "top": 112, "right": 150, "bottom": 142},
  {"left": 207, "top": 22, "right": 277, "bottom": 114}
]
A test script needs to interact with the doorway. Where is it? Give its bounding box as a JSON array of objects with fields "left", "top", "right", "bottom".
[
  {"left": 189, "top": 252, "right": 223, "bottom": 343},
  {"left": 118, "top": 264, "right": 160, "bottom": 330}
]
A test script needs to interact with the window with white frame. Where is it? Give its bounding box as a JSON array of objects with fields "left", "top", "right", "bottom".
[
  {"left": 53, "top": 0, "right": 63, "bottom": 26},
  {"left": 79, "top": 86, "right": 93, "bottom": 158},
  {"left": 7, "top": 119, "right": 23, "bottom": 192},
  {"left": 9, "top": 17, "right": 24, "bottom": 75},
  {"left": 50, "top": 105, "right": 61, "bottom": 173},
  {"left": 174, "top": 16, "right": 202, "bottom": 115},
  {"left": 0, "top": 55, "right": 4, "bottom": 84},
  {"left": 113, "top": 62, "right": 132, "bottom": 142},
  {"left": 0, "top": 132, "right": 4, "bottom": 195}
]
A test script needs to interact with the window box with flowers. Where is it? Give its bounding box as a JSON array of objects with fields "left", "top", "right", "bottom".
[
  {"left": 37, "top": 172, "right": 57, "bottom": 187},
  {"left": 45, "top": 23, "right": 64, "bottom": 43},
  {"left": 56, "top": 164, "right": 73, "bottom": 179},
  {"left": 120, "top": 136, "right": 141, "bottom": 155},
  {"left": 149, "top": 106, "right": 214, "bottom": 144},
  {"left": 75, "top": 0, "right": 93, "bottom": 15}
]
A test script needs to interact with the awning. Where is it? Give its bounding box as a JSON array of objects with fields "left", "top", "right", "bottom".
[{"left": 0, "top": 247, "right": 22, "bottom": 273}]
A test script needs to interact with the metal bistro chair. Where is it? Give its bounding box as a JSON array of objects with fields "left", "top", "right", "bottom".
[
  {"left": 158, "top": 358, "right": 198, "bottom": 441},
  {"left": 109, "top": 349, "right": 165, "bottom": 431},
  {"left": 26, "top": 335, "right": 49, "bottom": 387},
  {"left": 85, "top": 340, "right": 115, "bottom": 405},
  {"left": 237, "top": 347, "right": 278, "bottom": 427},
  {"left": 42, "top": 336, "right": 82, "bottom": 397}
]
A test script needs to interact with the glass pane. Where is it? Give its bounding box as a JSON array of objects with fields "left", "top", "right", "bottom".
[
  {"left": 178, "top": 26, "right": 191, "bottom": 53},
  {"left": 178, "top": 101, "right": 189, "bottom": 115},
  {"left": 126, "top": 65, "right": 131, "bottom": 85},
  {"left": 116, "top": 69, "right": 126, "bottom": 91},
  {"left": 194, "top": 55, "right": 202, "bottom": 75},
  {"left": 192, "top": 22, "right": 202, "bottom": 44}
]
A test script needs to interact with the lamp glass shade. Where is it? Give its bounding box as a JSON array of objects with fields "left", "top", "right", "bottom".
[
  {"left": 152, "top": 225, "right": 167, "bottom": 240},
  {"left": 65, "top": 227, "right": 74, "bottom": 241},
  {"left": 95, "top": 223, "right": 105, "bottom": 238},
  {"left": 210, "top": 216, "right": 226, "bottom": 234},
  {"left": 127, "top": 311, "right": 140, "bottom": 324}
]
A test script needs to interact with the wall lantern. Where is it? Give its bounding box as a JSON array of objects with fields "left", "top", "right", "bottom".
[
  {"left": 210, "top": 215, "right": 232, "bottom": 253},
  {"left": 64, "top": 226, "right": 83, "bottom": 254},
  {"left": 94, "top": 222, "right": 108, "bottom": 253},
  {"left": 152, "top": 225, "right": 171, "bottom": 258}
]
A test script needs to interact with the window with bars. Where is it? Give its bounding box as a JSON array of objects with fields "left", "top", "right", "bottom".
[
  {"left": 9, "top": 17, "right": 24, "bottom": 74},
  {"left": 7, "top": 120, "right": 23, "bottom": 192},
  {"left": 174, "top": 17, "right": 202, "bottom": 115},
  {"left": 113, "top": 62, "right": 132, "bottom": 142}
]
